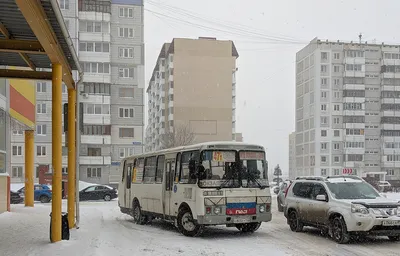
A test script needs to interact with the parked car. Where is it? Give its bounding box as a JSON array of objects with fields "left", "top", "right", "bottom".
[
  {"left": 284, "top": 175, "right": 400, "bottom": 244},
  {"left": 10, "top": 190, "right": 24, "bottom": 204},
  {"left": 79, "top": 185, "right": 118, "bottom": 201},
  {"left": 18, "top": 184, "right": 52, "bottom": 203},
  {"left": 277, "top": 180, "right": 292, "bottom": 212}
]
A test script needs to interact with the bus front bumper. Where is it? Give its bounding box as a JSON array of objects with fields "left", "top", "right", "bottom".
[{"left": 196, "top": 213, "right": 272, "bottom": 225}]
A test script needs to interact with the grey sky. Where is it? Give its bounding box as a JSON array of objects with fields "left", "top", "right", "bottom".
[{"left": 144, "top": 0, "right": 399, "bottom": 175}]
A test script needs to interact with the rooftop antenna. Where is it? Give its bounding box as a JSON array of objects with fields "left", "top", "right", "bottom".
[{"left": 359, "top": 33, "right": 362, "bottom": 44}]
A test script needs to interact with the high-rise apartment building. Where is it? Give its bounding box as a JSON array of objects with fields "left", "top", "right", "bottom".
[
  {"left": 10, "top": 0, "right": 145, "bottom": 185},
  {"left": 288, "top": 131, "right": 296, "bottom": 179},
  {"left": 145, "top": 37, "right": 238, "bottom": 152},
  {"left": 295, "top": 37, "right": 400, "bottom": 181}
]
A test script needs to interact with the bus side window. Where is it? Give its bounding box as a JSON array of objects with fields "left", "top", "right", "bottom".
[
  {"left": 126, "top": 160, "right": 133, "bottom": 189},
  {"left": 143, "top": 156, "right": 156, "bottom": 183},
  {"left": 175, "top": 153, "right": 181, "bottom": 183},
  {"left": 180, "top": 151, "right": 199, "bottom": 184},
  {"left": 156, "top": 155, "right": 165, "bottom": 183}
]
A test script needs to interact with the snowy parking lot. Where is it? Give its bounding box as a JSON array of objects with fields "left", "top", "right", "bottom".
[{"left": 1, "top": 195, "right": 400, "bottom": 256}]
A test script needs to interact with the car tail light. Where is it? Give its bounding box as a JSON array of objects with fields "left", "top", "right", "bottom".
[{"left": 285, "top": 183, "right": 292, "bottom": 198}]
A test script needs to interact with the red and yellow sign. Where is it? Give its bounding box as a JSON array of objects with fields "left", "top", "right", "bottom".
[{"left": 9, "top": 77, "right": 36, "bottom": 129}]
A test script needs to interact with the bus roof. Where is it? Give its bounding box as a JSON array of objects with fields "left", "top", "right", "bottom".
[{"left": 123, "top": 141, "right": 265, "bottom": 161}]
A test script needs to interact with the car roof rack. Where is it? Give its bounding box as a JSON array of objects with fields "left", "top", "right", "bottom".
[
  {"left": 326, "top": 175, "right": 363, "bottom": 180},
  {"left": 295, "top": 176, "right": 325, "bottom": 181}
]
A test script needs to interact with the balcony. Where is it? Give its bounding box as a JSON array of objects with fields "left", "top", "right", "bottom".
[
  {"left": 79, "top": 52, "right": 110, "bottom": 63},
  {"left": 79, "top": 12, "right": 111, "bottom": 22},
  {"left": 79, "top": 32, "right": 111, "bottom": 42},
  {"left": 80, "top": 94, "right": 110, "bottom": 104},
  {"left": 83, "top": 73, "right": 111, "bottom": 83},
  {"left": 80, "top": 156, "right": 111, "bottom": 165},
  {"left": 169, "top": 75, "right": 174, "bottom": 82},
  {"left": 84, "top": 114, "right": 111, "bottom": 125},
  {"left": 169, "top": 88, "right": 173, "bottom": 95},
  {"left": 81, "top": 135, "right": 112, "bottom": 144}
]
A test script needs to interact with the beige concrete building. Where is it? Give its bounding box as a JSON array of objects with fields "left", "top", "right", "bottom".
[
  {"left": 288, "top": 131, "right": 296, "bottom": 180},
  {"left": 145, "top": 37, "right": 239, "bottom": 151}
]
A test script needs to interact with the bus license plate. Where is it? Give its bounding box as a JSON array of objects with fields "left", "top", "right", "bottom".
[
  {"left": 233, "top": 216, "right": 252, "bottom": 224},
  {"left": 382, "top": 220, "right": 400, "bottom": 226}
]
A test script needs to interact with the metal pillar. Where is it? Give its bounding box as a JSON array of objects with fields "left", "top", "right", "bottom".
[
  {"left": 51, "top": 63, "right": 62, "bottom": 242},
  {"left": 67, "top": 88, "right": 76, "bottom": 229},
  {"left": 24, "top": 130, "right": 34, "bottom": 207}
]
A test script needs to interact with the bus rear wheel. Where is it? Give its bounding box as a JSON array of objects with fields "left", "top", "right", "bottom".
[
  {"left": 177, "top": 207, "right": 203, "bottom": 237},
  {"left": 132, "top": 201, "right": 147, "bottom": 225}
]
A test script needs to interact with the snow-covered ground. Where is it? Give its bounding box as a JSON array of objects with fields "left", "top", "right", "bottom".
[
  {"left": 1, "top": 195, "right": 400, "bottom": 256},
  {"left": 10, "top": 181, "right": 99, "bottom": 192}
]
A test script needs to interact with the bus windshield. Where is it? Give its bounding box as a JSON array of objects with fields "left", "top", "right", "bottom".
[
  {"left": 198, "top": 150, "right": 240, "bottom": 188},
  {"left": 198, "top": 150, "right": 268, "bottom": 189},
  {"left": 239, "top": 151, "right": 269, "bottom": 188}
]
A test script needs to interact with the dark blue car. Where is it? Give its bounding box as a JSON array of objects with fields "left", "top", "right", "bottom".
[{"left": 18, "top": 184, "right": 52, "bottom": 203}]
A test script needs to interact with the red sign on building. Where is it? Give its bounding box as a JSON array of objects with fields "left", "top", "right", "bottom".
[{"left": 38, "top": 165, "right": 69, "bottom": 198}]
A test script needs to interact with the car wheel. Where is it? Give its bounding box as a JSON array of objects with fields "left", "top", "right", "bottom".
[
  {"left": 40, "top": 195, "right": 50, "bottom": 203},
  {"left": 177, "top": 207, "right": 203, "bottom": 237},
  {"left": 288, "top": 210, "right": 303, "bottom": 232},
  {"left": 331, "top": 216, "right": 350, "bottom": 244},
  {"left": 277, "top": 198, "right": 284, "bottom": 212},
  {"left": 132, "top": 201, "right": 147, "bottom": 225},
  {"left": 104, "top": 194, "right": 111, "bottom": 201},
  {"left": 388, "top": 236, "right": 400, "bottom": 241},
  {"left": 236, "top": 222, "right": 261, "bottom": 233}
]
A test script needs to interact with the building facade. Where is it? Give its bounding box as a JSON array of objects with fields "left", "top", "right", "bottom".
[
  {"left": 10, "top": 0, "right": 145, "bottom": 185},
  {"left": 145, "top": 37, "right": 238, "bottom": 152},
  {"left": 295, "top": 38, "right": 400, "bottom": 181},
  {"left": 288, "top": 131, "right": 296, "bottom": 180}
]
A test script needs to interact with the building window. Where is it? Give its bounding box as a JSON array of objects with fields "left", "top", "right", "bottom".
[
  {"left": 346, "top": 64, "right": 362, "bottom": 71},
  {"left": 36, "top": 82, "right": 47, "bottom": 92},
  {"left": 12, "top": 146, "right": 22, "bottom": 156},
  {"left": 87, "top": 167, "right": 101, "bottom": 178},
  {"left": 119, "top": 88, "right": 134, "bottom": 98},
  {"left": 334, "top": 104, "right": 340, "bottom": 111},
  {"left": 333, "top": 65, "right": 340, "bottom": 73},
  {"left": 321, "top": 130, "right": 327, "bottom": 137},
  {"left": 84, "top": 104, "right": 110, "bottom": 115},
  {"left": 321, "top": 168, "right": 327, "bottom": 176},
  {"left": 12, "top": 166, "right": 23, "bottom": 178},
  {"left": 79, "top": 42, "right": 110, "bottom": 53},
  {"left": 118, "top": 27, "right": 134, "bottom": 38},
  {"left": 321, "top": 91, "right": 327, "bottom": 98},
  {"left": 333, "top": 53, "right": 340, "bottom": 59},
  {"left": 333, "top": 117, "right": 340, "bottom": 124},
  {"left": 119, "top": 7, "right": 133, "bottom": 18},
  {"left": 59, "top": 0, "right": 69, "bottom": 9},
  {"left": 321, "top": 156, "right": 327, "bottom": 163},
  {"left": 82, "top": 62, "right": 110, "bottom": 74},
  {"left": 346, "top": 50, "right": 364, "bottom": 58},
  {"left": 387, "top": 169, "right": 395, "bottom": 176},
  {"left": 320, "top": 116, "right": 328, "bottom": 125},
  {"left": 321, "top": 143, "right": 327, "bottom": 150},
  {"left": 83, "top": 125, "right": 111, "bottom": 135},
  {"left": 333, "top": 143, "right": 339, "bottom": 150},
  {"left": 321, "top": 65, "right": 327, "bottom": 73},
  {"left": 334, "top": 156, "right": 340, "bottom": 163},
  {"left": 334, "top": 130, "right": 340, "bottom": 137},
  {"left": 36, "top": 124, "right": 47, "bottom": 135},
  {"left": 83, "top": 83, "right": 110, "bottom": 95},
  {"left": 118, "top": 68, "right": 134, "bottom": 78},
  {"left": 119, "top": 108, "right": 135, "bottom": 118},
  {"left": 118, "top": 48, "right": 134, "bottom": 58},
  {"left": 333, "top": 169, "right": 340, "bottom": 175},
  {"left": 334, "top": 79, "right": 340, "bottom": 86},
  {"left": 334, "top": 91, "right": 340, "bottom": 98},
  {"left": 79, "top": 21, "right": 109, "bottom": 33},
  {"left": 321, "top": 104, "right": 327, "bottom": 111},
  {"left": 37, "top": 146, "right": 46, "bottom": 156},
  {"left": 13, "top": 130, "right": 23, "bottom": 136},
  {"left": 119, "top": 128, "right": 134, "bottom": 138},
  {"left": 88, "top": 148, "right": 101, "bottom": 156},
  {"left": 321, "top": 52, "right": 328, "bottom": 60},
  {"left": 36, "top": 103, "right": 46, "bottom": 114},
  {"left": 321, "top": 78, "right": 328, "bottom": 86},
  {"left": 119, "top": 148, "right": 134, "bottom": 158},
  {"left": 79, "top": 0, "right": 111, "bottom": 13}
]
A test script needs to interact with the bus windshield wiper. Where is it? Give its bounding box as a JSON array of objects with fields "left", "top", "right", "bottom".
[
  {"left": 246, "top": 171, "right": 267, "bottom": 190},
  {"left": 216, "top": 177, "right": 234, "bottom": 190}
]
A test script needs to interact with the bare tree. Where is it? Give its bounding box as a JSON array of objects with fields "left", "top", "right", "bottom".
[{"left": 160, "top": 123, "right": 195, "bottom": 149}]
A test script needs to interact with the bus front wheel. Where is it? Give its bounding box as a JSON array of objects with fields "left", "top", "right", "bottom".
[{"left": 177, "top": 207, "right": 203, "bottom": 237}]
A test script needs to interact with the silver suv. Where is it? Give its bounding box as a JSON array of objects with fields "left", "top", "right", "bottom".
[{"left": 284, "top": 175, "right": 400, "bottom": 244}]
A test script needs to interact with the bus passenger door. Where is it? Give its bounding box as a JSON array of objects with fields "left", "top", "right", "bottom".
[
  {"left": 164, "top": 160, "right": 174, "bottom": 217},
  {"left": 125, "top": 162, "right": 133, "bottom": 209}
]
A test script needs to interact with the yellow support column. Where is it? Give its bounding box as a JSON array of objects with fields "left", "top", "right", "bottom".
[
  {"left": 67, "top": 88, "right": 76, "bottom": 229},
  {"left": 24, "top": 130, "right": 34, "bottom": 207},
  {"left": 51, "top": 63, "right": 62, "bottom": 243}
]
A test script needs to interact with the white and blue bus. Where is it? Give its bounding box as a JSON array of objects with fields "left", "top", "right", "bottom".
[{"left": 118, "top": 141, "right": 272, "bottom": 236}]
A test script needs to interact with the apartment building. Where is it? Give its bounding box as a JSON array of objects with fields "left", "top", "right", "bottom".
[
  {"left": 10, "top": 0, "right": 144, "bottom": 185},
  {"left": 295, "top": 37, "right": 400, "bottom": 181},
  {"left": 145, "top": 37, "right": 238, "bottom": 152},
  {"left": 288, "top": 131, "right": 296, "bottom": 180}
]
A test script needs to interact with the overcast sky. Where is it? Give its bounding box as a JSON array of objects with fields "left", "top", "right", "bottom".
[{"left": 143, "top": 0, "right": 399, "bottom": 175}]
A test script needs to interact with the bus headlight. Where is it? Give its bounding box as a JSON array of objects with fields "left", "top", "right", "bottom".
[
  {"left": 214, "top": 207, "right": 221, "bottom": 214},
  {"left": 259, "top": 205, "right": 265, "bottom": 213}
]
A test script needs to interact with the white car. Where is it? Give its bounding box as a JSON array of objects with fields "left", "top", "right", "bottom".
[{"left": 284, "top": 175, "right": 400, "bottom": 244}]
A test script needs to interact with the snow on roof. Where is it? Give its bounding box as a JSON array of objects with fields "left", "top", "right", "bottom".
[{"left": 326, "top": 177, "right": 362, "bottom": 183}]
